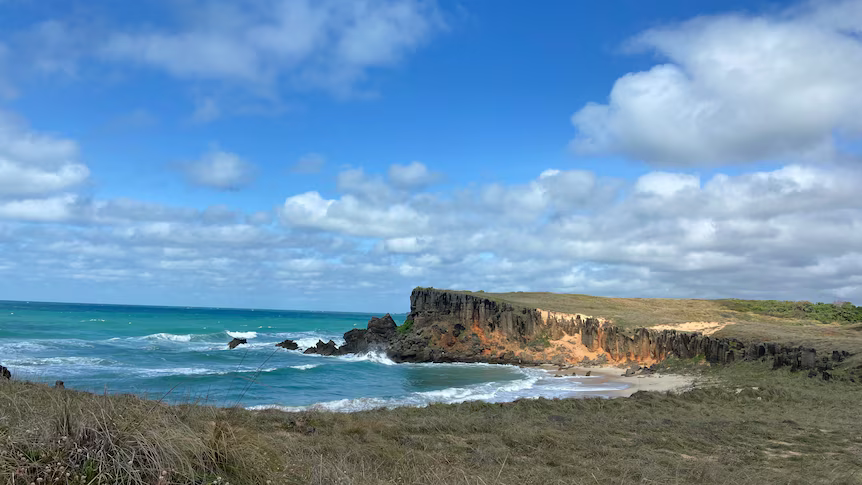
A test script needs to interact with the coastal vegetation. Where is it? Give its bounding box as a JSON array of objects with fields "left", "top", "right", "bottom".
[
  {"left": 453, "top": 289, "right": 862, "bottom": 328},
  {"left": 4, "top": 289, "right": 862, "bottom": 484},
  {"left": 397, "top": 318, "right": 414, "bottom": 335},
  {"left": 717, "top": 298, "right": 862, "bottom": 324},
  {"left": 1, "top": 361, "right": 861, "bottom": 484}
]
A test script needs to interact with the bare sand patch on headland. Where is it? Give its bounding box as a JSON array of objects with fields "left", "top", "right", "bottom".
[
  {"left": 535, "top": 364, "right": 698, "bottom": 398},
  {"left": 651, "top": 321, "right": 734, "bottom": 335}
]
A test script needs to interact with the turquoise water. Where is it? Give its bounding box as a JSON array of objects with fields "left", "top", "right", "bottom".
[{"left": 0, "top": 301, "right": 626, "bottom": 411}]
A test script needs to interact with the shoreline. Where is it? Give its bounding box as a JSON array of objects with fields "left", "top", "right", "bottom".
[{"left": 528, "top": 363, "right": 699, "bottom": 398}]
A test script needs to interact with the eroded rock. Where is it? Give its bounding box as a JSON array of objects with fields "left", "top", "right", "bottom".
[
  {"left": 276, "top": 339, "right": 299, "bottom": 350},
  {"left": 303, "top": 340, "right": 339, "bottom": 356},
  {"left": 228, "top": 338, "right": 247, "bottom": 349}
]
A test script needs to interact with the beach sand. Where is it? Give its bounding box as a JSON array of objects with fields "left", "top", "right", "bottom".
[{"left": 533, "top": 363, "right": 698, "bottom": 398}]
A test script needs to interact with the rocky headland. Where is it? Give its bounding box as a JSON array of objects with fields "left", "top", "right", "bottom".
[{"left": 303, "top": 287, "right": 854, "bottom": 379}]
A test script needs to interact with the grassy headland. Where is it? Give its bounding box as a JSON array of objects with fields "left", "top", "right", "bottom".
[
  {"left": 3, "top": 291, "right": 862, "bottom": 484},
  {"left": 2, "top": 361, "right": 861, "bottom": 484},
  {"left": 452, "top": 290, "right": 862, "bottom": 358}
]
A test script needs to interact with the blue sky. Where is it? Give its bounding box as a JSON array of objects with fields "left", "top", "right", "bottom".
[{"left": 1, "top": 0, "right": 862, "bottom": 312}]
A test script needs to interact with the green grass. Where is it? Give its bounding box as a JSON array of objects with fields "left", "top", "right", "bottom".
[
  {"left": 718, "top": 299, "right": 862, "bottom": 323},
  {"left": 2, "top": 361, "right": 862, "bottom": 484},
  {"left": 397, "top": 318, "right": 414, "bottom": 335}
]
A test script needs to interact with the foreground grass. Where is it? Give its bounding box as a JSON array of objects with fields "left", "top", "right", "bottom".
[{"left": 2, "top": 362, "right": 861, "bottom": 484}]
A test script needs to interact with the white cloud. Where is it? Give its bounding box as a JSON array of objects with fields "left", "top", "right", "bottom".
[
  {"left": 99, "top": 0, "right": 444, "bottom": 96},
  {"left": 0, "top": 111, "right": 89, "bottom": 197},
  {"left": 180, "top": 149, "right": 256, "bottom": 190},
  {"left": 634, "top": 172, "right": 699, "bottom": 197},
  {"left": 336, "top": 167, "right": 397, "bottom": 203},
  {"left": 280, "top": 190, "right": 428, "bottom": 238},
  {"left": 3, "top": 162, "right": 862, "bottom": 309},
  {"left": 0, "top": 194, "right": 82, "bottom": 222},
  {"left": 388, "top": 161, "right": 440, "bottom": 189},
  {"left": 383, "top": 236, "right": 427, "bottom": 253},
  {"left": 571, "top": 1, "right": 862, "bottom": 166}
]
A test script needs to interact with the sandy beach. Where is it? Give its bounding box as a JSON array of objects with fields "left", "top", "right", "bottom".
[{"left": 532, "top": 364, "right": 698, "bottom": 397}]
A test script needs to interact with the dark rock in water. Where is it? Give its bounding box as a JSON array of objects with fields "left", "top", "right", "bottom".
[
  {"left": 54, "top": 380, "right": 64, "bottom": 389},
  {"left": 276, "top": 339, "right": 299, "bottom": 350},
  {"left": 228, "top": 338, "right": 247, "bottom": 349},
  {"left": 303, "top": 340, "right": 339, "bottom": 356},
  {"left": 0, "top": 365, "right": 10, "bottom": 380},
  {"left": 338, "top": 314, "right": 398, "bottom": 355},
  {"left": 340, "top": 328, "right": 369, "bottom": 354}
]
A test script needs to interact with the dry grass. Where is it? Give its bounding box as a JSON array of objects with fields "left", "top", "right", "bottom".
[
  {"left": 0, "top": 384, "right": 275, "bottom": 484},
  {"left": 2, "top": 361, "right": 862, "bottom": 484}
]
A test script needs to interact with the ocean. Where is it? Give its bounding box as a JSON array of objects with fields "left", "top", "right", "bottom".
[{"left": 0, "top": 300, "right": 627, "bottom": 411}]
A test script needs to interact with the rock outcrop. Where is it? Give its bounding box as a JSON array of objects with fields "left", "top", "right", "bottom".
[
  {"left": 228, "top": 338, "right": 247, "bottom": 349},
  {"left": 303, "top": 340, "right": 339, "bottom": 356},
  {"left": 276, "top": 339, "right": 299, "bottom": 350},
  {"left": 330, "top": 288, "right": 855, "bottom": 379},
  {"left": 1, "top": 365, "right": 10, "bottom": 380},
  {"left": 340, "top": 314, "right": 398, "bottom": 354}
]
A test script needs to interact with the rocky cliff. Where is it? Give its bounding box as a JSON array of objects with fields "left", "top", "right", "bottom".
[{"left": 345, "top": 288, "right": 853, "bottom": 378}]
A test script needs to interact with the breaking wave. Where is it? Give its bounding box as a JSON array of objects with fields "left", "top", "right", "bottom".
[
  {"left": 226, "top": 331, "right": 258, "bottom": 339},
  {"left": 247, "top": 368, "right": 627, "bottom": 413}
]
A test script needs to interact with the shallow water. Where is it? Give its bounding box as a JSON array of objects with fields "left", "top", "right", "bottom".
[{"left": 0, "top": 300, "right": 628, "bottom": 411}]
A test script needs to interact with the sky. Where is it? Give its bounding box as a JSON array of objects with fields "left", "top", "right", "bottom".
[{"left": 1, "top": 0, "right": 862, "bottom": 312}]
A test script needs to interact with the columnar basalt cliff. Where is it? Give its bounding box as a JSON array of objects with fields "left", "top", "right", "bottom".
[{"left": 338, "top": 288, "right": 852, "bottom": 378}]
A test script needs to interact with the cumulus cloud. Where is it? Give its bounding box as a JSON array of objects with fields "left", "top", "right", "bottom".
[
  {"left": 0, "top": 111, "right": 89, "bottom": 197},
  {"left": 571, "top": 0, "right": 862, "bottom": 166},
  {"left": 4, "top": 161, "right": 862, "bottom": 309},
  {"left": 280, "top": 191, "right": 428, "bottom": 238},
  {"left": 180, "top": 149, "right": 256, "bottom": 190},
  {"left": 388, "top": 161, "right": 441, "bottom": 189}
]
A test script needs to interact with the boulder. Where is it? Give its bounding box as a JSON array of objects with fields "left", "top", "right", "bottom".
[
  {"left": 339, "top": 314, "right": 399, "bottom": 355},
  {"left": 54, "top": 380, "right": 64, "bottom": 389},
  {"left": 367, "top": 314, "right": 398, "bottom": 343},
  {"left": 276, "top": 339, "right": 299, "bottom": 350},
  {"left": 0, "top": 365, "right": 9, "bottom": 380},
  {"left": 228, "top": 338, "right": 247, "bottom": 349},
  {"left": 303, "top": 340, "right": 339, "bottom": 356},
  {"left": 339, "top": 328, "right": 370, "bottom": 355}
]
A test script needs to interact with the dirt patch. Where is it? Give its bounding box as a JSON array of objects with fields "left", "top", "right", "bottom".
[{"left": 651, "top": 321, "right": 734, "bottom": 336}]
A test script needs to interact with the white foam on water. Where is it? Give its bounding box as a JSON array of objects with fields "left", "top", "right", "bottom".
[
  {"left": 335, "top": 351, "right": 397, "bottom": 366},
  {"left": 136, "top": 367, "right": 280, "bottom": 378},
  {"left": 0, "top": 341, "right": 50, "bottom": 353},
  {"left": 247, "top": 365, "right": 630, "bottom": 413},
  {"left": 144, "top": 333, "right": 192, "bottom": 342},
  {"left": 289, "top": 364, "right": 320, "bottom": 370},
  {"left": 226, "top": 331, "right": 258, "bottom": 339},
  {"left": 5, "top": 356, "right": 115, "bottom": 367}
]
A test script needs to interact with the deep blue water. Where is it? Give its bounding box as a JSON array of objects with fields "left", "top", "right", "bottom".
[{"left": 0, "top": 301, "right": 626, "bottom": 411}]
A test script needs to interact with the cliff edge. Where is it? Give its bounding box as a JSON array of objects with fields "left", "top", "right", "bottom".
[{"left": 318, "top": 288, "right": 856, "bottom": 379}]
